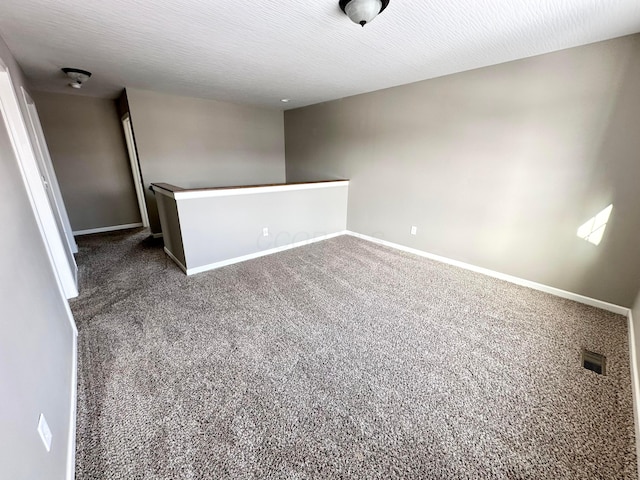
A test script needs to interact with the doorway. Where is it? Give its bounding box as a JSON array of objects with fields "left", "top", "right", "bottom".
[
  {"left": 0, "top": 61, "right": 78, "bottom": 298},
  {"left": 22, "top": 88, "right": 78, "bottom": 256},
  {"left": 121, "top": 113, "right": 149, "bottom": 228}
]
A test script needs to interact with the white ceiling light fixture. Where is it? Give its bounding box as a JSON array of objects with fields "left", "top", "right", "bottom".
[
  {"left": 61, "top": 67, "right": 92, "bottom": 89},
  {"left": 339, "top": 0, "right": 390, "bottom": 27}
]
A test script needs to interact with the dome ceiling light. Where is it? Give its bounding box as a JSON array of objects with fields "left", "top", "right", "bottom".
[
  {"left": 339, "top": 0, "right": 390, "bottom": 27},
  {"left": 61, "top": 67, "right": 92, "bottom": 89}
]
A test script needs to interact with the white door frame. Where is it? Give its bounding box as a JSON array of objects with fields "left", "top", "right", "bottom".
[
  {"left": 22, "top": 88, "right": 78, "bottom": 254},
  {"left": 0, "top": 60, "right": 78, "bottom": 298},
  {"left": 122, "top": 113, "right": 149, "bottom": 228}
]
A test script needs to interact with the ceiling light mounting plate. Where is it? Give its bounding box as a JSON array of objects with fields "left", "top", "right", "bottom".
[
  {"left": 61, "top": 67, "right": 92, "bottom": 89},
  {"left": 339, "top": 0, "right": 389, "bottom": 14},
  {"left": 339, "top": 0, "right": 390, "bottom": 27}
]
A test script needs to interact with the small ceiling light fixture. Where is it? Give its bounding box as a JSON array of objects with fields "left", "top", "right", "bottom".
[
  {"left": 339, "top": 0, "right": 390, "bottom": 27},
  {"left": 61, "top": 67, "right": 92, "bottom": 89},
  {"left": 281, "top": 99, "right": 291, "bottom": 103}
]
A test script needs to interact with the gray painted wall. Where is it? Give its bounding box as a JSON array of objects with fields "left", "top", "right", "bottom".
[
  {"left": 634, "top": 291, "right": 640, "bottom": 376},
  {"left": 126, "top": 88, "right": 286, "bottom": 234},
  {"left": 0, "top": 36, "right": 75, "bottom": 480},
  {"left": 156, "top": 194, "right": 186, "bottom": 267},
  {"left": 32, "top": 91, "right": 141, "bottom": 231},
  {"left": 285, "top": 34, "right": 640, "bottom": 307},
  {"left": 633, "top": 290, "right": 640, "bottom": 466}
]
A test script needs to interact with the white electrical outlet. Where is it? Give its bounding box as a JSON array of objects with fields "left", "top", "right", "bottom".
[
  {"left": 262, "top": 227, "right": 269, "bottom": 237},
  {"left": 37, "top": 414, "right": 52, "bottom": 452},
  {"left": 410, "top": 226, "right": 417, "bottom": 235}
]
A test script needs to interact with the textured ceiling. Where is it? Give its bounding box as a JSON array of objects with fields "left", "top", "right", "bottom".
[{"left": 0, "top": 0, "right": 639, "bottom": 109}]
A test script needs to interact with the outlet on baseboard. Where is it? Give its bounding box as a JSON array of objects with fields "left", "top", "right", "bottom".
[
  {"left": 410, "top": 226, "right": 417, "bottom": 235},
  {"left": 262, "top": 227, "right": 269, "bottom": 237},
  {"left": 37, "top": 413, "right": 52, "bottom": 452}
]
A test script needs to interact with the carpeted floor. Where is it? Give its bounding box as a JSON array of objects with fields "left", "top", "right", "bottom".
[{"left": 71, "top": 229, "right": 637, "bottom": 479}]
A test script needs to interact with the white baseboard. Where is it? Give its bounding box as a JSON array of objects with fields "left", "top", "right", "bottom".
[
  {"left": 186, "top": 231, "right": 348, "bottom": 275},
  {"left": 66, "top": 329, "right": 78, "bottom": 480},
  {"left": 164, "top": 231, "right": 348, "bottom": 276},
  {"left": 346, "top": 231, "right": 629, "bottom": 316},
  {"left": 348, "top": 230, "right": 639, "bottom": 469},
  {"left": 163, "top": 247, "right": 187, "bottom": 274},
  {"left": 165, "top": 227, "right": 637, "bottom": 470},
  {"left": 151, "top": 232, "right": 163, "bottom": 239},
  {"left": 627, "top": 310, "right": 640, "bottom": 477},
  {"left": 73, "top": 223, "right": 143, "bottom": 236}
]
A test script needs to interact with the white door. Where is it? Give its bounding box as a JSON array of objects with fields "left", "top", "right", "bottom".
[
  {"left": 0, "top": 60, "right": 78, "bottom": 298},
  {"left": 22, "top": 88, "right": 78, "bottom": 255},
  {"left": 122, "top": 114, "right": 149, "bottom": 228}
]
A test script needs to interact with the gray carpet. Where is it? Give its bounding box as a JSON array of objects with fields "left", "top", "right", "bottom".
[{"left": 71, "top": 229, "right": 637, "bottom": 479}]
